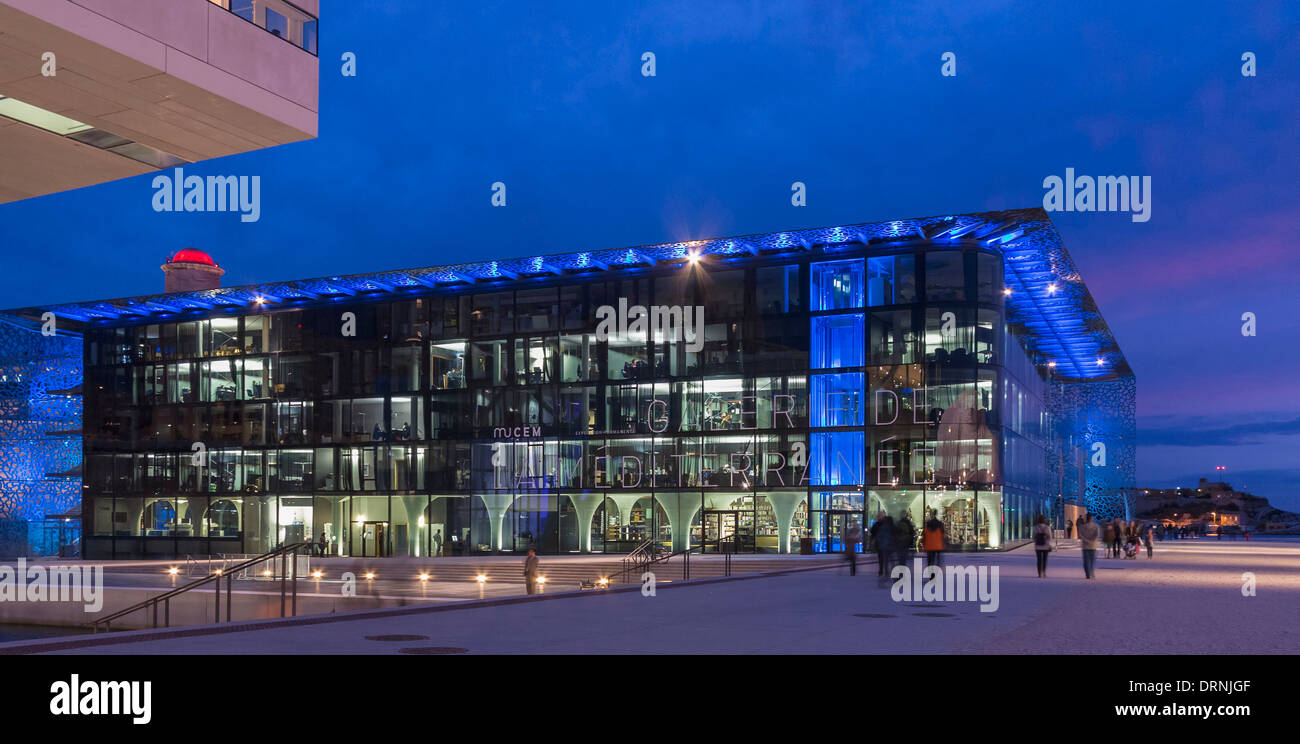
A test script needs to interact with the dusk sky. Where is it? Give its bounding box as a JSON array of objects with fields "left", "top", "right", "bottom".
[{"left": 2, "top": 1, "right": 1297, "bottom": 510}]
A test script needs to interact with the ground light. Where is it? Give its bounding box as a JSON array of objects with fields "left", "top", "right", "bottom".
[
  {"left": 312, "top": 570, "right": 323, "bottom": 579},
  {"left": 167, "top": 567, "right": 178, "bottom": 575},
  {"left": 475, "top": 574, "right": 486, "bottom": 583},
  {"left": 418, "top": 573, "right": 430, "bottom": 582},
  {"left": 364, "top": 572, "right": 375, "bottom": 580}
]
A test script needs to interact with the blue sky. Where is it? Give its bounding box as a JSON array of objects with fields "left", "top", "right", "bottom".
[{"left": 2, "top": 0, "right": 1297, "bottom": 510}]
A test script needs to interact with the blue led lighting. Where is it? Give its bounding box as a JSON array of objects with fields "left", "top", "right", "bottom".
[{"left": 6, "top": 208, "right": 1128, "bottom": 383}]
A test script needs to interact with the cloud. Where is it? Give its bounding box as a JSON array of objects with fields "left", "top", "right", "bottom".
[{"left": 1139, "top": 416, "right": 1300, "bottom": 447}]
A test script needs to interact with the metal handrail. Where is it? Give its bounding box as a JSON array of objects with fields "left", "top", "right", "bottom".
[
  {"left": 634, "top": 541, "right": 734, "bottom": 582},
  {"left": 89, "top": 542, "right": 311, "bottom": 633},
  {"left": 618, "top": 539, "right": 658, "bottom": 583}
]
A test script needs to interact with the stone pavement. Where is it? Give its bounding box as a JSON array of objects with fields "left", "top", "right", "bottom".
[{"left": 5, "top": 538, "right": 1296, "bottom": 654}]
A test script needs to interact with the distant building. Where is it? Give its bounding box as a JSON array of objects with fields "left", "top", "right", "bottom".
[{"left": 1134, "top": 478, "right": 1278, "bottom": 527}]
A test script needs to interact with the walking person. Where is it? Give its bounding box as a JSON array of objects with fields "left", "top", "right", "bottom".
[
  {"left": 523, "top": 548, "right": 541, "bottom": 594},
  {"left": 870, "top": 511, "right": 895, "bottom": 579},
  {"left": 843, "top": 521, "right": 861, "bottom": 576},
  {"left": 317, "top": 530, "right": 328, "bottom": 558},
  {"left": 1102, "top": 520, "right": 1116, "bottom": 558},
  {"left": 1065, "top": 518, "right": 1073, "bottom": 539},
  {"left": 1032, "top": 514, "right": 1052, "bottom": 577},
  {"left": 894, "top": 511, "right": 916, "bottom": 570},
  {"left": 923, "top": 510, "right": 946, "bottom": 567},
  {"left": 1113, "top": 518, "right": 1126, "bottom": 558},
  {"left": 1077, "top": 514, "right": 1100, "bottom": 579},
  {"left": 1143, "top": 524, "right": 1154, "bottom": 559}
]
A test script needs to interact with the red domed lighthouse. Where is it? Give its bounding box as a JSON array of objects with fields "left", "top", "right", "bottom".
[{"left": 161, "top": 248, "right": 225, "bottom": 293}]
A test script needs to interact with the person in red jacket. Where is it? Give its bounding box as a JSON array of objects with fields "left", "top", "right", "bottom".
[{"left": 922, "top": 510, "right": 945, "bottom": 567}]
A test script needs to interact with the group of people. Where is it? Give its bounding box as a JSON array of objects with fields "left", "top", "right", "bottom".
[
  {"left": 1073, "top": 513, "right": 1155, "bottom": 578},
  {"left": 841, "top": 510, "right": 948, "bottom": 580}
]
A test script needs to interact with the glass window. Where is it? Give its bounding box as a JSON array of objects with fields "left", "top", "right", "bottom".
[
  {"left": 242, "top": 316, "right": 266, "bottom": 354},
  {"left": 431, "top": 341, "right": 467, "bottom": 388},
  {"left": 515, "top": 336, "right": 556, "bottom": 384},
  {"left": 925, "top": 308, "right": 975, "bottom": 365},
  {"left": 703, "top": 270, "right": 745, "bottom": 317},
  {"left": 471, "top": 340, "right": 511, "bottom": 385},
  {"left": 390, "top": 346, "right": 422, "bottom": 393},
  {"left": 201, "top": 360, "right": 239, "bottom": 402},
  {"left": 515, "top": 288, "right": 558, "bottom": 333},
  {"left": 867, "top": 254, "right": 916, "bottom": 306},
  {"left": 209, "top": 317, "right": 240, "bottom": 356},
  {"left": 811, "top": 314, "right": 864, "bottom": 368},
  {"left": 810, "top": 373, "right": 865, "bottom": 427},
  {"left": 976, "top": 253, "right": 1002, "bottom": 302},
  {"left": 264, "top": 7, "right": 288, "bottom": 39},
  {"left": 811, "top": 259, "right": 865, "bottom": 310},
  {"left": 756, "top": 264, "right": 802, "bottom": 313},
  {"left": 869, "top": 310, "right": 915, "bottom": 365},
  {"left": 810, "top": 432, "right": 864, "bottom": 485},
  {"left": 472, "top": 293, "right": 512, "bottom": 336},
  {"left": 925, "top": 252, "right": 966, "bottom": 302}
]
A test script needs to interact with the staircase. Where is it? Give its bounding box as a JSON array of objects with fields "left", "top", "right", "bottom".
[{"left": 93, "top": 554, "right": 844, "bottom": 590}]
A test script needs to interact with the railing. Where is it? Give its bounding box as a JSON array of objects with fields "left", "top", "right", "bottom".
[
  {"left": 88, "top": 542, "right": 311, "bottom": 633},
  {"left": 619, "top": 539, "right": 657, "bottom": 583},
  {"left": 624, "top": 542, "right": 733, "bottom": 583}
]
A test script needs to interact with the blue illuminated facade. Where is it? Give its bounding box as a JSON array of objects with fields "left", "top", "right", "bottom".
[
  {"left": 6, "top": 207, "right": 1135, "bottom": 558},
  {"left": 0, "top": 315, "right": 83, "bottom": 556}
]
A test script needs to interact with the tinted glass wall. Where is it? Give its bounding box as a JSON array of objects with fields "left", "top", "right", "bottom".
[{"left": 81, "top": 243, "right": 1054, "bottom": 558}]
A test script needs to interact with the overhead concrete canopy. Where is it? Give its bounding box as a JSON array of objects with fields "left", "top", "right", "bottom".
[{"left": 0, "top": 0, "right": 318, "bottom": 203}]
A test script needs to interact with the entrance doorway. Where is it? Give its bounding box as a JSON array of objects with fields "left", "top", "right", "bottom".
[
  {"left": 702, "top": 510, "right": 754, "bottom": 553},
  {"left": 813, "top": 510, "right": 862, "bottom": 553},
  {"left": 355, "top": 520, "right": 389, "bottom": 557}
]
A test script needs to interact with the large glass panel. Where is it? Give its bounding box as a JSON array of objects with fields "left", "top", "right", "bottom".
[
  {"left": 811, "top": 314, "right": 864, "bottom": 368},
  {"left": 867, "top": 254, "right": 916, "bottom": 306},
  {"left": 810, "top": 431, "right": 864, "bottom": 485},
  {"left": 756, "top": 264, "right": 802, "bottom": 313},
  {"left": 390, "top": 345, "right": 421, "bottom": 392},
  {"left": 810, "top": 373, "right": 865, "bottom": 426},
  {"left": 869, "top": 310, "right": 915, "bottom": 365},
  {"left": 201, "top": 360, "right": 240, "bottom": 402},
  {"left": 515, "top": 288, "right": 558, "bottom": 333},
  {"left": 925, "top": 251, "right": 966, "bottom": 301},
  {"left": 431, "top": 341, "right": 468, "bottom": 388},
  {"left": 811, "top": 259, "right": 865, "bottom": 310}
]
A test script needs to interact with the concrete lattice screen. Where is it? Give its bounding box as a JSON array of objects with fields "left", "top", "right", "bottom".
[
  {"left": 0, "top": 315, "right": 82, "bottom": 556},
  {"left": 1047, "top": 377, "right": 1137, "bottom": 521}
]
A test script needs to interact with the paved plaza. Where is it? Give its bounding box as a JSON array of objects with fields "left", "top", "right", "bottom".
[{"left": 4, "top": 538, "right": 1296, "bottom": 654}]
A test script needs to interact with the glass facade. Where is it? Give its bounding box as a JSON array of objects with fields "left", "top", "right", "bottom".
[{"left": 80, "top": 243, "right": 1070, "bottom": 558}]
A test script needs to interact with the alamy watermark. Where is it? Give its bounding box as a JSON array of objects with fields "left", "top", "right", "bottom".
[
  {"left": 595, "top": 298, "right": 704, "bottom": 352},
  {"left": 890, "top": 557, "right": 1000, "bottom": 612},
  {"left": 151, "top": 167, "right": 261, "bottom": 223},
  {"left": 0, "top": 558, "right": 104, "bottom": 612},
  {"left": 1042, "top": 168, "right": 1151, "bottom": 222}
]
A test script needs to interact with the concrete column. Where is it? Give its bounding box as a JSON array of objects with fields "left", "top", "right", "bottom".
[
  {"left": 479, "top": 493, "right": 517, "bottom": 552},
  {"left": 399, "top": 496, "right": 428, "bottom": 557},
  {"left": 126, "top": 500, "right": 144, "bottom": 538},
  {"left": 765, "top": 492, "right": 806, "bottom": 554},
  {"left": 655, "top": 493, "right": 701, "bottom": 552},
  {"left": 979, "top": 491, "right": 1002, "bottom": 548},
  {"left": 606, "top": 493, "right": 643, "bottom": 542},
  {"left": 567, "top": 494, "right": 606, "bottom": 553}
]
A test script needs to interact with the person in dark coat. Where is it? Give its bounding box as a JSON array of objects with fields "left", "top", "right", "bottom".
[
  {"left": 869, "top": 511, "right": 895, "bottom": 577},
  {"left": 523, "top": 548, "right": 541, "bottom": 594}
]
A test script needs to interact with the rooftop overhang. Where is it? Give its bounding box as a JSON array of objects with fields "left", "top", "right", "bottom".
[
  {"left": 0, "top": 0, "right": 318, "bottom": 203},
  {"left": 5, "top": 207, "right": 1132, "bottom": 383}
]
